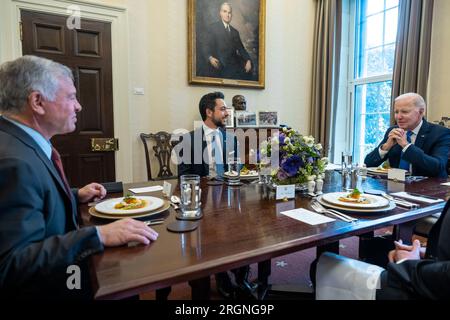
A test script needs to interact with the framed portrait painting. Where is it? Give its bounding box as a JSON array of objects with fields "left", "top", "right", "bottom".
[
  {"left": 258, "top": 111, "right": 278, "bottom": 127},
  {"left": 188, "top": 0, "right": 266, "bottom": 89}
]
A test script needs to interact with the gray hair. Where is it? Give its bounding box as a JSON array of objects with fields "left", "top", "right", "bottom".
[
  {"left": 220, "top": 2, "right": 232, "bottom": 11},
  {"left": 395, "top": 93, "right": 426, "bottom": 110},
  {"left": 0, "top": 55, "right": 73, "bottom": 114}
]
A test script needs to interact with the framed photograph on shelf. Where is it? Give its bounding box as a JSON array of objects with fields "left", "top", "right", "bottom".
[
  {"left": 258, "top": 111, "right": 278, "bottom": 127},
  {"left": 235, "top": 111, "right": 257, "bottom": 127},
  {"left": 225, "top": 107, "right": 234, "bottom": 127},
  {"left": 188, "top": 0, "right": 266, "bottom": 89}
]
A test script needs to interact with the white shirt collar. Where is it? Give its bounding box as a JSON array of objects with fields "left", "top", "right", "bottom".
[
  {"left": 411, "top": 120, "right": 423, "bottom": 135},
  {"left": 202, "top": 123, "right": 219, "bottom": 138},
  {"left": 222, "top": 21, "right": 230, "bottom": 30}
]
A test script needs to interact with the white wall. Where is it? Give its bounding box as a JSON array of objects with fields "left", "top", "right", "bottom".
[
  {"left": 0, "top": 0, "right": 317, "bottom": 182},
  {"left": 428, "top": 0, "right": 450, "bottom": 122},
  {"left": 125, "top": 0, "right": 316, "bottom": 181}
]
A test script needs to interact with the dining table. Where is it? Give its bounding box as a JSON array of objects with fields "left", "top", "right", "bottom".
[{"left": 80, "top": 170, "right": 450, "bottom": 300}]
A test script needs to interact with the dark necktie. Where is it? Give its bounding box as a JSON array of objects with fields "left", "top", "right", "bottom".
[
  {"left": 51, "top": 147, "right": 71, "bottom": 196},
  {"left": 398, "top": 131, "right": 413, "bottom": 171}
]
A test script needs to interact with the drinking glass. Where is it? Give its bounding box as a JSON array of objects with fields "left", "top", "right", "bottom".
[
  {"left": 225, "top": 157, "right": 241, "bottom": 186},
  {"left": 180, "top": 175, "right": 201, "bottom": 217},
  {"left": 341, "top": 152, "right": 353, "bottom": 176}
]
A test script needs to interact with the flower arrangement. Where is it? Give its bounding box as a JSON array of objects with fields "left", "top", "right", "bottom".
[{"left": 260, "top": 127, "right": 328, "bottom": 185}]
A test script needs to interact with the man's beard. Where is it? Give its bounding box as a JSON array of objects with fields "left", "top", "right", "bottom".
[{"left": 212, "top": 117, "right": 225, "bottom": 128}]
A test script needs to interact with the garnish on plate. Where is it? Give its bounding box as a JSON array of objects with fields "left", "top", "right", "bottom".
[
  {"left": 338, "top": 188, "right": 370, "bottom": 204},
  {"left": 114, "top": 194, "right": 148, "bottom": 210}
]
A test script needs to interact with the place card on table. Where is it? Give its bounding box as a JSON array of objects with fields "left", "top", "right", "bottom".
[
  {"left": 276, "top": 184, "right": 295, "bottom": 200},
  {"left": 388, "top": 168, "right": 407, "bottom": 182},
  {"left": 163, "top": 181, "right": 172, "bottom": 197},
  {"left": 391, "top": 192, "right": 444, "bottom": 204},
  {"left": 280, "top": 208, "right": 335, "bottom": 225},
  {"left": 128, "top": 185, "right": 164, "bottom": 194}
]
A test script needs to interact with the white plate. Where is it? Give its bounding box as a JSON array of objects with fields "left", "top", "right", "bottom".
[
  {"left": 240, "top": 172, "right": 259, "bottom": 180},
  {"left": 89, "top": 201, "right": 170, "bottom": 220},
  {"left": 317, "top": 196, "right": 396, "bottom": 213},
  {"left": 95, "top": 196, "right": 164, "bottom": 215},
  {"left": 321, "top": 192, "right": 389, "bottom": 209},
  {"left": 367, "top": 167, "right": 389, "bottom": 175}
]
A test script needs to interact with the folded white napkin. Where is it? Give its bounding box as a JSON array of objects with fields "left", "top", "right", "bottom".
[
  {"left": 316, "top": 252, "right": 384, "bottom": 300},
  {"left": 280, "top": 208, "right": 335, "bottom": 225},
  {"left": 128, "top": 186, "right": 164, "bottom": 194},
  {"left": 325, "top": 163, "right": 342, "bottom": 171},
  {"left": 391, "top": 192, "right": 443, "bottom": 204}
]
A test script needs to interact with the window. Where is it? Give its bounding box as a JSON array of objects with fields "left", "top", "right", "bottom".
[{"left": 351, "top": 0, "right": 399, "bottom": 164}]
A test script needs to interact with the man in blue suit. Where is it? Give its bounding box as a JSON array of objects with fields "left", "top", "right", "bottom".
[
  {"left": 177, "top": 92, "right": 255, "bottom": 299},
  {"left": 364, "top": 93, "right": 450, "bottom": 178},
  {"left": 0, "top": 56, "right": 159, "bottom": 299}
]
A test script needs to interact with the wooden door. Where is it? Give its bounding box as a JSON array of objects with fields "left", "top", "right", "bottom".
[{"left": 21, "top": 10, "right": 116, "bottom": 187}]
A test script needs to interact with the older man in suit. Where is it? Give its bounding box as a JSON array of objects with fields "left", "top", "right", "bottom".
[
  {"left": 0, "top": 56, "right": 158, "bottom": 299},
  {"left": 201, "top": 2, "right": 253, "bottom": 80},
  {"left": 364, "top": 93, "right": 450, "bottom": 178}
]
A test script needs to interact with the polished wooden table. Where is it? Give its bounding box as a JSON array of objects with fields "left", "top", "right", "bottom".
[{"left": 80, "top": 171, "right": 450, "bottom": 299}]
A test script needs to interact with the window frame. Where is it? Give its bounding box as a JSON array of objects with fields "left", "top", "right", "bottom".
[{"left": 346, "top": 0, "right": 398, "bottom": 164}]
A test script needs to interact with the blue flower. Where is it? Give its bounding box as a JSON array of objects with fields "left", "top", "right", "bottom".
[{"left": 281, "top": 155, "right": 303, "bottom": 177}]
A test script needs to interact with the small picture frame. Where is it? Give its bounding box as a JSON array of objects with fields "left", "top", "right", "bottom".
[
  {"left": 225, "top": 107, "right": 234, "bottom": 128},
  {"left": 235, "top": 111, "right": 257, "bottom": 127},
  {"left": 258, "top": 111, "right": 278, "bottom": 127}
]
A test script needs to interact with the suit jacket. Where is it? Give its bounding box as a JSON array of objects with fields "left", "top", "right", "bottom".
[
  {"left": 0, "top": 117, "right": 103, "bottom": 299},
  {"left": 378, "top": 199, "right": 450, "bottom": 299},
  {"left": 364, "top": 119, "right": 450, "bottom": 178},
  {"left": 177, "top": 127, "right": 238, "bottom": 177},
  {"left": 201, "top": 21, "right": 252, "bottom": 80}
]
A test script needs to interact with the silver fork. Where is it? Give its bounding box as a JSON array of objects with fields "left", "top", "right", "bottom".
[{"left": 310, "top": 202, "right": 357, "bottom": 223}]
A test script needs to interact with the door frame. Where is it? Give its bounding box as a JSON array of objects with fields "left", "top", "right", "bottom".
[{"left": 0, "top": 0, "right": 133, "bottom": 183}]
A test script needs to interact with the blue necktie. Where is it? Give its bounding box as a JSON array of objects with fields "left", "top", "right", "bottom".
[
  {"left": 398, "top": 131, "right": 413, "bottom": 171},
  {"left": 211, "top": 133, "right": 224, "bottom": 177}
]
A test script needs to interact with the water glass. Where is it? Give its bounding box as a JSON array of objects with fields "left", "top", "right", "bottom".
[
  {"left": 225, "top": 157, "right": 241, "bottom": 186},
  {"left": 180, "top": 175, "right": 201, "bottom": 217},
  {"left": 258, "top": 161, "right": 271, "bottom": 184},
  {"left": 341, "top": 152, "right": 353, "bottom": 176}
]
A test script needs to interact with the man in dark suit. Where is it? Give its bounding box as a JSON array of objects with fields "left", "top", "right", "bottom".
[
  {"left": 177, "top": 92, "right": 254, "bottom": 299},
  {"left": 201, "top": 2, "right": 253, "bottom": 80},
  {"left": 0, "top": 56, "right": 158, "bottom": 299},
  {"left": 364, "top": 93, "right": 450, "bottom": 178},
  {"left": 313, "top": 197, "right": 450, "bottom": 299}
]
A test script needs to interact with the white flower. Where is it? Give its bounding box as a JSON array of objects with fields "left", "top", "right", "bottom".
[
  {"left": 321, "top": 157, "right": 329, "bottom": 164},
  {"left": 303, "top": 135, "right": 314, "bottom": 147},
  {"left": 315, "top": 143, "right": 322, "bottom": 151},
  {"left": 284, "top": 137, "right": 291, "bottom": 144}
]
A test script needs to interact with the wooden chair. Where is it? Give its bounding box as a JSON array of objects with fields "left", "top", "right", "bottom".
[{"left": 140, "top": 131, "right": 179, "bottom": 181}]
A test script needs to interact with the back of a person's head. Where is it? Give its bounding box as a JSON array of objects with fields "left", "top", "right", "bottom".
[
  {"left": 199, "top": 91, "right": 224, "bottom": 121},
  {"left": 0, "top": 55, "right": 73, "bottom": 115}
]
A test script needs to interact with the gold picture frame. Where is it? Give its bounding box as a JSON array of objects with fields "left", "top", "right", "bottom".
[{"left": 188, "top": 0, "right": 266, "bottom": 89}]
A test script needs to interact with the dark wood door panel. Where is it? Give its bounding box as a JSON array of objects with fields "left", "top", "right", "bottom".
[{"left": 21, "top": 10, "right": 115, "bottom": 187}]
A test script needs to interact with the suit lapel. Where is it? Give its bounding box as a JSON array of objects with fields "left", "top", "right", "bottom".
[
  {"left": 0, "top": 118, "right": 77, "bottom": 225},
  {"left": 414, "top": 119, "right": 430, "bottom": 150}
]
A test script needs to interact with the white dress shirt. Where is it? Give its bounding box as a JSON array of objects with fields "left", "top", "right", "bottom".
[{"left": 203, "top": 124, "right": 223, "bottom": 177}]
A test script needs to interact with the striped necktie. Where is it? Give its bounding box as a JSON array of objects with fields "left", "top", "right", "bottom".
[
  {"left": 51, "top": 147, "right": 71, "bottom": 196},
  {"left": 398, "top": 131, "right": 413, "bottom": 171}
]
